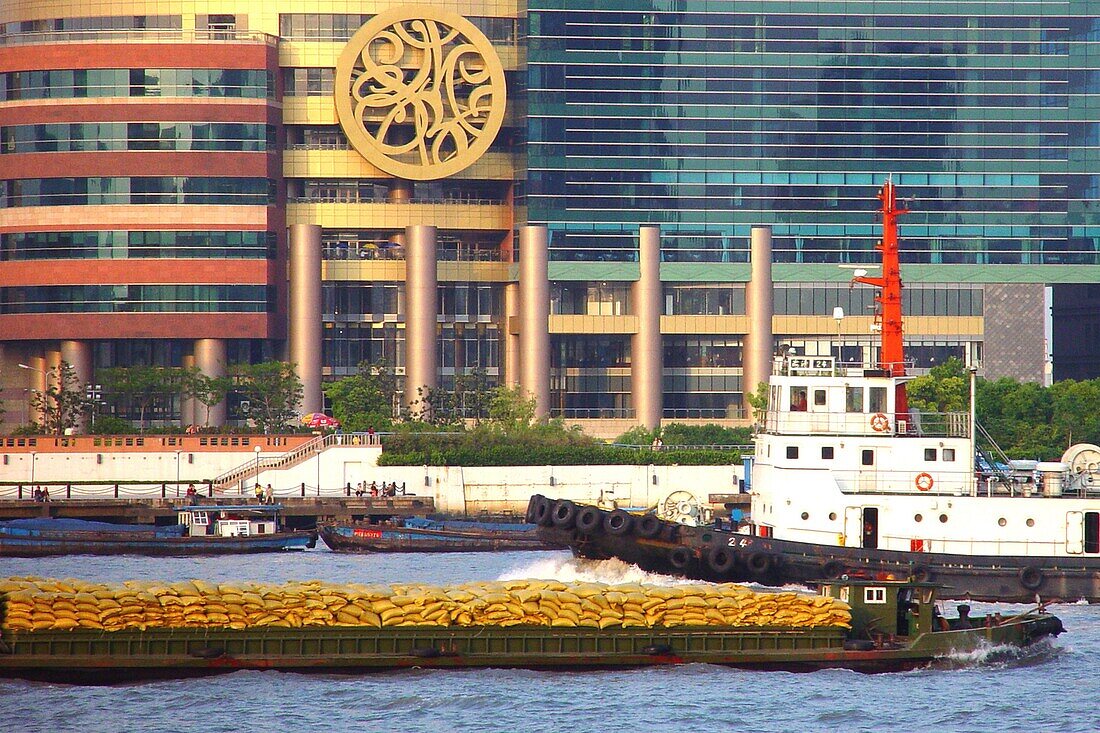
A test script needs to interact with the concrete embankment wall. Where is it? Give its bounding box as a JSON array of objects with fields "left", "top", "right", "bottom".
[{"left": 1, "top": 445, "right": 745, "bottom": 514}]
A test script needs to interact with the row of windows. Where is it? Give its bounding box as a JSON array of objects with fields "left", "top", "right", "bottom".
[
  {"left": 324, "top": 284, "right": 500, "bottom": 320},
  {"left": 278, "top": 14, "right": 520, "bottom": 44},
  {"left": 551, "top": 336, "right": 630, "bottom": 368},
  {"left": 0, "top": 69, "right": 274, "bottom": 101},
  {"left": 292, "top": 180, "right": 508, "bottom": 206},
  {"left": 776, "top": 286, "right": 983, "bottom": 317},
  {"left": 322, "top": 323, "right": 500, "bottom": 371},
  {"left": 0, "top": 286, "right": 273, "bottom": 314},
  {"left": 0, "top": 16, "right": 181, "bottom": 34},
  {"left": 550, "top": 282, "right": 631, "bottom": 315},
  {"left": 0, "top": 231, "right": 275, "bottom": 261},
  {"left": 543, "top": 12, "right": 1067, "bottom": 32},
  {"left": 0, "top": 123, "right": 276, "bottom": 154},
  {"left": 0, "top": 178, "right": 275, "bottom": 207}
]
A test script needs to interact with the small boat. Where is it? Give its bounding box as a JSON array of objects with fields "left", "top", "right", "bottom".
[
  {"left": 532, "top": 181, "right": 1100, "bottom": 602},
  {"left": 0, "top": 577, "right": 1063, "bottom": 683},
  {"left": 319, "top": 516, "right": 565, "bottom": 552},
  {"left": 0, "top": 505, "right": 316, "bottom": 556}
]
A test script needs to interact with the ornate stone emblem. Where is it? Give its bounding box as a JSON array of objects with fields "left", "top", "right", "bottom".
[{"left": 334, "top": 7, "right": 507, "bottom": 180}]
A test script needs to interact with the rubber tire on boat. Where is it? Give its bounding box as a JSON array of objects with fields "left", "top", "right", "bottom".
[
  {"left": 1019, "top": 566, "right": 1044, "bottom": 591},
  {"left": 910, "top": 565, "right": 931, "bottom": 583},
  {"left": 576, "top": 506, "right": 603, "bottom": 534},
  {"left": 189, "top": 646, "right": 225, "bottom": 659},
  {"left": 747, "top": 552, "right": 773, "bottom": 576},
  {"left": 604, "top": 509, "right": 635, "bottom": 536},
  {"left": 821, "top": 560, "right": 846, "bottom": 580},
  {"left": 669, "top": 547, "right": 693, "bottom": 570},
  {"left": 636, "top": 514, "right": 663, "bottom": 539},
  {"left": 525, "top": 494, "right": 543, "bottom": 524},
  {"left": 842, "top": 640, "right": 875, "bottom": 652},
  {"left": 642, "top": 643, "right": 673, "bottom": 656},
  {"left": 532, "top": 496, "right": 554, "bottom": 527},
  {"left": 551, "top": 499, "right": 578, "bottom": 529},
  {"left": 705, "top": 546, "right": 737, "bottom": 575},
  {"left": 410, "top": 647, "right": 441, "bottom": 658}
]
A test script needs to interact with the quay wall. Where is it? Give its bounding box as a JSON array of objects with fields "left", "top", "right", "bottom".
[{"left": 0, "top": 442, "right": 745, "bottom": 515}]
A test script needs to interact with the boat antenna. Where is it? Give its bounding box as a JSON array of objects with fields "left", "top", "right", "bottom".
[{"left": 851, "top": 180, "right": 909, "bottom": 413}]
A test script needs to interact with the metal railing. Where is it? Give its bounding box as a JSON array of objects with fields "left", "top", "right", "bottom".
[
  {"left": 763, "top": 410, "right": 969, "bottom": 438},
  {"left": 0, "top": 29, "right": 277, "bottom": 46},
  {"left": 213, "top": 432, "right": 380, "bottom": 490}
]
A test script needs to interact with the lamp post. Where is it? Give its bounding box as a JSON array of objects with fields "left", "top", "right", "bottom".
[
  {"left": 85, "top": 383, "right": 102, "bottom": 433},
  {"left": 254, "top": 445, "right": 262, "bottom": 496},
  {"left": 832, "top": 307, "right": 844, "bottom": 361}
]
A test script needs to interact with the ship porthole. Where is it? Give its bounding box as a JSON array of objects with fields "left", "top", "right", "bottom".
[
  {"left": 1026, "top": 518, "right": 1035, "bottom": 527},
  {"left": 800, "top": 512, "right": 809, "bottom": 520},
  {"left": 998, "top": 517, "right": 1007, "bottom": 527},
  {"left": 939, "top": 514, "right": 948, "bottom": 523},
  {"left": 829, "top": 512, "right": 837, "bottom": 521},
  {"left": 914, "top": 514, "right": 923, "bottom": 522}
]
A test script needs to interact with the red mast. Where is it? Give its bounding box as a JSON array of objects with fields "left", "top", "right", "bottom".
[{"left": 853, "top": 180, "right": 909, "bottom": 417}]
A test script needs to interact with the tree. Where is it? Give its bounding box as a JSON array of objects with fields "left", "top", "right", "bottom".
[
  {"left": 185, "top": 369, "right": 233, "bottom": 428},
  {"left": 233, "top": 361, "right": 303, "bottom": 433},
  {"left": 29, "top": 361, "right": 87, "bottom": 435},
  {"left": 454, "top": 367, "right": 491, "bottom": 423},
  {"left": 485, "top": 385, "right": 537, "bottom": 432},
  {"left": 906, "top": 357, "right": 969, "bottom": 414},
  {"left": 323, "top": 360, "right": 396, "bottom": 432},
  {"left": 744, "top": 380, "right": 770, "bottom": 429},
  {"left": 99, "top": 365, "right": 184, "bottom": 431}
]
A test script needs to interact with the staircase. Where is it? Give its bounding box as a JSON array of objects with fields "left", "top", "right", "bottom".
[{"left": 213, "top": 432, "right": 376, "bottom": 491}]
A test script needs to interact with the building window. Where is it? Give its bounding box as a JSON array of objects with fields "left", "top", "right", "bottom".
[
  {"left": 943, "top": 448, "right": 956, "bottom": 461},
  {"left": 821, "top": 446, "right": 834, "bottom": 459},
  {"left": 845, "top": 387, "right": 863, "bottom": 413},
  {"left": 861, "top": 449, "right": 874, "bottom": 466},
  {"left": 786, "top": 446, "right": 799, "bottom": 459},
  {"left": 924, "top": 448, "right": 937, "bottom": 461}
]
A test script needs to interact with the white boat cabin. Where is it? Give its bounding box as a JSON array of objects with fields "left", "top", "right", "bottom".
[
  {"left": 177, "top": 506, "right": 279, "bottom": 537},
  {"left": 750, "top": 353, "right": 1100, "bottom": 558}
]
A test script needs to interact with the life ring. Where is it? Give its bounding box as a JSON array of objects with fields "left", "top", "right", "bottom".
[
  {"left": 705, "top": 546, "right": 737, "bottom": 575},
  {"left": 915, "top": 473, "right": 934, "bottom": 492},
  {"left": 636, "top": 514, "right": 663, "bottom": 539},
  {"left": 870, "top": 413, "right": 890, "bottom": 432},
  {"left": 551, "top": 499, "right": 578, "bottom": 529},
  {"left": 575, "top": 506, "right": 602, "bottom": 534},
  {"left": 1018, "top": 566, "right": 1044, "bottom": 591},
  {"left": 603, "top": 509, "right": 635, "bottom": 536},
  {"left": 669, "top": 547, "right": 693, "bottom": 570}
]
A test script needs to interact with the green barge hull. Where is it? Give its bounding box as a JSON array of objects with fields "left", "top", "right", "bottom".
[{"left": 0, "top": 614, "right": 1062, "bottom": 683}]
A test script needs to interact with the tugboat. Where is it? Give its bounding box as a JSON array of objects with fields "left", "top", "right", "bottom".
[{"left": 532, "top": 181, "right": 1100, "bottom": 602}]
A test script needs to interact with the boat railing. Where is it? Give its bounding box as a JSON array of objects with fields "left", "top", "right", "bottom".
[
  {"left": 772, "top": 355, "right": 916, "bottom": 378},
  {"left": 763, "top": 410, "right": 969, "bottom": 438}
]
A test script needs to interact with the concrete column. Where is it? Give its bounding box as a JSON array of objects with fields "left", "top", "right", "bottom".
[
  {"left": 388, "top": 179, "right": 411, "bottom": 249},
  {"left": 503, "top": 283, "right": 520, "bottom": 387},
  {"left": 180, "top": 353, "right": 196, "bottom": 428},
  {"left": 519, "top": 225, "right": 550, "bottom": 419},
  {"left": 28, "top": 354, "right": 47, "bottom": 423},
  {"left": 743, "top": 226, "right": 775, "bottom": 418},
  {"left": 194, "top": 338, "right": 227, "bottom": 427},
  {"left": 45, "top": 348, "right": 61, "bottom": 389},
  {"left": 632, "top": 226, "right": 663, "bottom": 430},
  {"left": 405, "top": 224, "right": 438, "bottom": 411},
  {"left": 60, "top": 340, "right": 92, "bottom": 432},
  {"left": 289, "top": 223, "right": 323, "bottom": 414}
]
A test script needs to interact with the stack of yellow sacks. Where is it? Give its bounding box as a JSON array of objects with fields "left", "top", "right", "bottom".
[{"left": 0, "top": 577, "right": 850, "bottom": 633}]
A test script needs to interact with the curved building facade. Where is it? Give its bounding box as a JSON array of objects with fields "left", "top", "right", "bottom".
[{"left": 1, "top": 1, "right": 1098, "bottom": 435}]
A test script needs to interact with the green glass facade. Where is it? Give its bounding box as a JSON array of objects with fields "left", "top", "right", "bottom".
[{"left": 527, "top": 0, "right": 1100, "bottom": 266}]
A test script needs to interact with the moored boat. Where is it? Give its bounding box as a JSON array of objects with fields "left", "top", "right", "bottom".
[
  {"left": 532, "top": 181, "right": 1100, "bottom": 602},
  {"left": 0, "top": 505, "right": 316, "bottom": 556},
  {"left": 0, "top": 576, "right": 1063, "bottom": 682},
  {"left": 319, "top": 516, "right": 565, "bottom": 552}
]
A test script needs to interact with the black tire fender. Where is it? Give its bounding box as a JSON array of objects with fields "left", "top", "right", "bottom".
[
  {"left": 821, "top": 560, "right": 846, "bottom": 580},
  {"left": 669, "top": 547, "right": 693, "bottom": 570},
  {"left": 551, "top": 499, "right": 578, "bottom": 529},
  {"left": 843, "top": 639, "right": 875, "bottom": 652},
  {"left": 1018, "top": 566, "right": 1044, "bottom": 591},
  {"left": 705, "top": 545, "right": 737, "bottom": 575},
  {"left": 524, "top": 494, "right": 543, "bottom": 524},
  {"left": 604, "top": 509, "right": 635, "bottom": 536},
  {"left": 910, "top": 565, "right": 931, "bottom": 583},
  {"left": 575, "top": 506, "right": 602, "bottom": 534},
  {"left": 641, "top": 643, "right": 673, "bottom": 656},
  {"left": 532, "top": 496, "right": 554, "bottom": 527},
  {"left": 747, "top": 552, "right": 772, "bottom": 576},
  {"left": 636, "top": 513, "right": 663, "bottom": 539}
]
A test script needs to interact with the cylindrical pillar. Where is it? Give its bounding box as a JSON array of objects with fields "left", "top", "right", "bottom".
[
  {"left": 289, "top": 224, "right": 323, "bottom": 415},
  {"left": 45, "top": 348, "right": 61, "bottom": 390},
  {"left": 60, "top": 340, "right": 92, "bottom": 432},
  {"left": 180, "top": 352, "right": 196, "bottom": 428},
  {"left": 519, "top": 225, "right": 550, "bottom": 419},
  {"left": 28, "top": 354, "right": 47, "bottom": 424},
  {"left": 194, "top": 338, "right": 227, "bottom": 427},
  {"left": 388, "top": 179, "right": 411, "bottom": 250},
  {"left": 743, "top": 226, "right": 775, "bottom": 418},
  {"left": 405, "top": 224, "right": 438, "bottom": 412},
  {"left": 503, "top": 283, "right": 521, "bottom": 387},
  {"left": 632, "top": 226, "right": 663, "bottom": 430}
]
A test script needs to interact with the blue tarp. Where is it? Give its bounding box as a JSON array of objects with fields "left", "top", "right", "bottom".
[{"left": 0, "top": 518, "right": 186, "bottom": 536}]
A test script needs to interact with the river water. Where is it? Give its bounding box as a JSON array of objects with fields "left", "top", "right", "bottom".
[{"left": 1, "top": 549, "right": 1096, "bottom": 733}]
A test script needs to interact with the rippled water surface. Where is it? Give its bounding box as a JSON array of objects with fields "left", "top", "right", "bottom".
[{"left": 1, "top": 550, "right": 1096, "bottom": 733}]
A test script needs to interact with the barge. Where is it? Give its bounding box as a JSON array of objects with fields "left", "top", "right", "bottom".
[
  {"left": 319, "top": 517, "right": 565, "bottom": 552},
  {"left": 0, "top": 505, "right": 316, "bottom": 556},
  {"left": 0, "top": 577, "right": 1063, "bottom": 682}
]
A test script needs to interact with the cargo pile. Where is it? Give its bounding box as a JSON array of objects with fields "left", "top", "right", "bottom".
[{"left": 0, "top": 577, "right": 851, "bottom": 632}]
